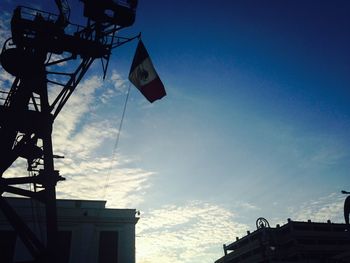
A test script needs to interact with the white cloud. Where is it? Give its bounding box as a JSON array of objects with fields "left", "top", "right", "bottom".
[
  {"left": 0, "top": 71, "right": 14, "bottom": 102},
  {"left": 136, "top": 201, "right": 249, "bottom": 263},
  {"left": 51, "top": 77, "right": 96, "bottom": 130},
  {"left": 46, "top": 53, "right": 68, "bottom": 66},
  {"left": 0, "top": 12, "right": 14, "bottom": 90},
  {"left": 235, "top": 201, "right": 259, "bottom": 211},
  {"left": 56, "top": 158, "right": 154, "bottom": 207},
  {"left": 99, "top": 70, "right": 129, "bottom": 103},
  {"left": 0, "top": 11, "right": 11, "bottom": 45},
  {"left": 49, "top": 74, "right": 154, "bottom": 207},
  {"left": 111, "top": 70, "right": 128, "bottom": 92},
  {"left": 3, "top": 72, "right": 154, "bottom": 208}
]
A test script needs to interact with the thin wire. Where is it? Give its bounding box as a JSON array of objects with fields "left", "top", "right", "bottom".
[
  {"left": 84, "top": 84, "right": 131, "bottom": 254},
  {"left": 101, "top": 83, "right": 132, "bottom": 199}
]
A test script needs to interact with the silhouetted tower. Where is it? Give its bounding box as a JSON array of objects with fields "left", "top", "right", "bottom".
[{"left": 0, "top": 1, "right": 138, "bottom": 262}]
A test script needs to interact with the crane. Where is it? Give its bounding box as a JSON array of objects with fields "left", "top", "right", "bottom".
[{"left": 0, "top": 0, "right": 139, "bottom": 262}]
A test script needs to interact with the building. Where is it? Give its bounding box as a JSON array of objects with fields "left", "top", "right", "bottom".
[
  {"left": 216, "top": 218, "right": 350, "bottom": 263},
  {"left": 0, "top": 197, "right": 139, "bottom": 263}
]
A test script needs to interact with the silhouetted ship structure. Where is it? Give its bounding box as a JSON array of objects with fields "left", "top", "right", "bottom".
[
  {"left": 0, "top": 0, "right": 139, "bottom": 262},
  {"left": 216, "top": 217, "right": 350, "bottom": 263}
]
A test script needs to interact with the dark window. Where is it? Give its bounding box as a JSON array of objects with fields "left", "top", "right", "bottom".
[
  {"left": 297, "top": 238, "right": 315, "bottom": 245},
  {"left": 0, "top": 230, "right": 16, "bottom": 263},
  {"left": 99, "top": 231, "right": 118, "bottom": 263},
  {"left": 57, "top": 231, "right": 72, "bottom": 263},
  {"left": 293, "top": 225, "right": 310, "bottom": 231},
  {"left": 314, "top": 226, "right": 331, "bottom": 231}
]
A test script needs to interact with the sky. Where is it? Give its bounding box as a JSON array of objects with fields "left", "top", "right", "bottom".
[{"left": 0, "top": 0, "right": 350, "bottom": 262}]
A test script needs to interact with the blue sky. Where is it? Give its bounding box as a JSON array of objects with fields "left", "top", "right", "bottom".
[{"left": 1, "top": 0, "right": 350, "bottom": 262}]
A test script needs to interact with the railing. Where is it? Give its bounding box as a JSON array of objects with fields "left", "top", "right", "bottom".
[
  {"left": 18, "top": 6, "right": 86, "bottom": 36},
  {"left": 0, "top": 90, "right": 9, "bottom": 106},
  {"left": 14, "top": 6, "right": 121, "bottom": 50},
  {"left": 19, "top": 6, "right": 59, "bottom": 22},
  {"left": 0, "top": 89, "right": 41, "bottom": 108}
]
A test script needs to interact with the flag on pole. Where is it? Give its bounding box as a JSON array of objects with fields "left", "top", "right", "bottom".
[{"left": 128, "top": 40, "right": 166, "bottom": 103}]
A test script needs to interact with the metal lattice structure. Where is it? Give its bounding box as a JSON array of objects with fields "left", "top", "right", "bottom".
[{"left": 0, "top": 1, "right": 139, "bottom": 261}]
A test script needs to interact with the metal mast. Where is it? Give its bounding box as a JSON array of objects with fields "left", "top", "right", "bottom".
[{"left": 0, "top": 1, "right": 139, "bottom": 262}]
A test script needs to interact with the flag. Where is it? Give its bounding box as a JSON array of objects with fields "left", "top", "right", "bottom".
[{"left": 128, "top": 40, "right": 166, "bottom": 103}]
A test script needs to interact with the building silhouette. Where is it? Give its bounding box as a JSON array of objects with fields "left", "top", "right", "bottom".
[
  {"left": 216, "top": 218, "right": 350, "bottom": 263},
  {"left": 0, "top": 197, "right": 139, "bottom": 263}
]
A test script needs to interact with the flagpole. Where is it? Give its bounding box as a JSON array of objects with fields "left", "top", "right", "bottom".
[{"left": 111, "top": 32, "right": 142, "bottom": 49}]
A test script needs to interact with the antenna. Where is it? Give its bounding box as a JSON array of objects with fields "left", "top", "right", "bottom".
[{"left": 0, "top": 1, "right": 139, "bottom": 261}]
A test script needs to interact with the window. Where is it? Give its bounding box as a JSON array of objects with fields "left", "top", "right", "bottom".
[
  {"left": 99, "top": 231, "right": 118, "bottom": 263},
  {"left": 0, "top": 231, "right": 16, "bottom": 263}
]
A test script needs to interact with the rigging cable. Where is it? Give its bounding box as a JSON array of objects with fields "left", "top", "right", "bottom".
[
  {"left": 101, "top": 83, "right": 131, "bottom": 199},
  {"left": 84, "top": 84, "right": 131, "bottom": 254}
]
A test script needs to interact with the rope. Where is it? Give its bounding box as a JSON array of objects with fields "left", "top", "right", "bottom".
[
  {"left": 79, "top": 83, "right": 132, "bottom": 256},
  {"left": 101, "top": 83, "right": 131, "bottom": 199},
  {"left": 84, "top": 83, "right": 132, "bottom": 256}
]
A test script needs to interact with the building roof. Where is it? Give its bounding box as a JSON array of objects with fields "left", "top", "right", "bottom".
[
  {"left": 0, "top": 197, "right": 139, "bottom": 225},
  {"left": 217, "top": 219, "right": 350, "bottom": 263}
]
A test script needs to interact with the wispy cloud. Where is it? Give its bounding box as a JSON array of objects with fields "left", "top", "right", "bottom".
[
  {"left": 50, "top": 74, "right": 154, "bottom": 207},
  {"left": 137, "top": 201, "right": 249, "bottom": 263},
  {"left": 0, "top": 11, "right": 11, "bottom": 45},
  {"left": 235, "top": 201, "right": 260, "bottom": 211},
  {"left": 52, "top": 75, "right": 104, "bottom": 143},
  {"left": 288, "top": 192, "right": 344, "bottom": 223},
  {"left": 56, "top": 158, "right": 154, "bottom": 208},
  {"left": 0, "top": 12, "right": 14, "bottom": 90},
  {"left": 0, "top": 70, "right": 14, "bottom": 92},
  {"left": 2, "top": 71, "right": 154, "bottom": 207},
  {"left": 308, "top": 143, "right": 347, "bottom": 167}
]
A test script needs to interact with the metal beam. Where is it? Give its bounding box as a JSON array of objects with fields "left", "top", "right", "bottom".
[{"left": 0, "top": 196, "right": 45, "bottom": 259}]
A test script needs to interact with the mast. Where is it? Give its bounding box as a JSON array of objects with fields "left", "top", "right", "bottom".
[{"left": 0, "top": 1, "right": 138, "bottom": 261}]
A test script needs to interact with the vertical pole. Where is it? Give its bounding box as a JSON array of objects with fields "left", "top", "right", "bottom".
[
  {"left": 39, "top": 60, "right": 58, "bottom": 263},
  {"left": 43, "top": 134, "right": 58, "bottom": 263}
]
